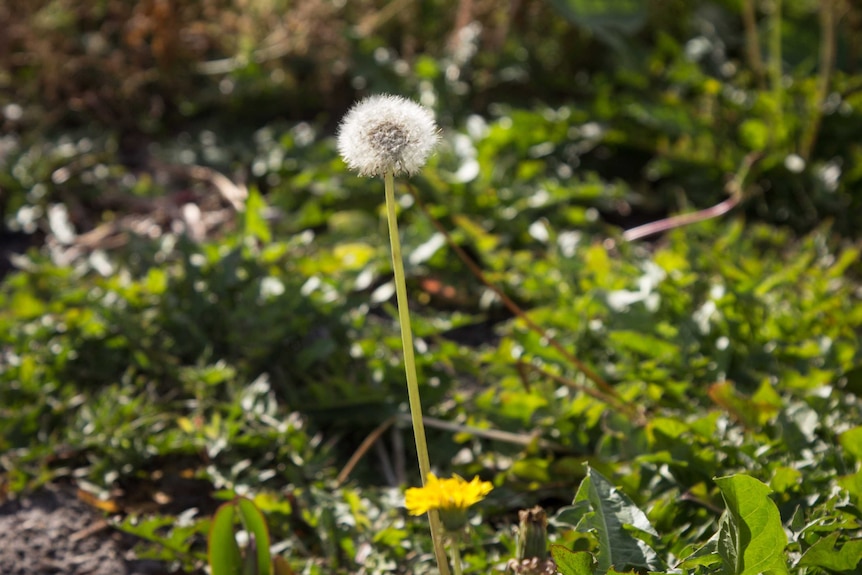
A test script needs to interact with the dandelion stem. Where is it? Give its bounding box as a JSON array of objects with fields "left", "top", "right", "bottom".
[
  {"left": 450, "top": 540, "right": 463, "bottom": 575},
  {"left": 383, "top": 170, "right": 451, "bottom": 575}
]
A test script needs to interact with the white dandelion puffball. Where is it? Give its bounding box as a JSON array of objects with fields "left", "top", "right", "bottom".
[{"left": 337, "top": 94, "right": 439, "bottom": 177}]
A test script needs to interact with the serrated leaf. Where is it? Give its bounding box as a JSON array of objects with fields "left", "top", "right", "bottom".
[
  {"left": 550, "top": 546, "right": 593, "bottom": 575},
  {"left": 715, "top": 475, "right": 789, "bottom": 575},
  {"left": 798, "top": 532, "right": 862, "bottom": 573},
  {"left": 572, "top": 467, "right": 664, "bottom": 572}
]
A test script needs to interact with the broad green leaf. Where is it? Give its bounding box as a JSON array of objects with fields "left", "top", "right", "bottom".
[
  {"left": 550, "top": 546, "right": 593, "bottom": 575},
  {"left": 798, "top": 532, "right": 862, "bottom": 573},
  {"left": 715, "top": 475, "right": 789, "bottom": 575},
  {"left": 237, "top": 497, "right": 272, "bottom": 575},
  {"left": 209, "top": 501, "right": 243, "bottom": 575},
  {"left": 571, "top": 467, "right": 664, "bottom": 572}
]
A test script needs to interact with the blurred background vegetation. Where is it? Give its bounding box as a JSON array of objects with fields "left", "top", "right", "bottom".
[
  {"left": 3, "top": 0, "right": 862, "bottom": 235},
  {"left": 1, "top": 1, "right": 861, "bottom": 574}
]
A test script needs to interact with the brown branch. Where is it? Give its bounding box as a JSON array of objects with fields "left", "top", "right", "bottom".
[
  {"left": 336, "top": 415, "right": 398, "bottom": 486},
  {"left": 623, "top": 152, "right": 762, "bottom": 242}
]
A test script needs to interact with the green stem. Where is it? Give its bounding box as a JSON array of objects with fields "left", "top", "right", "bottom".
[
  {"left": 741, "top": 0, "right": 765, "bottom": 89},
  {"left": 800, "top": 0, "right": 835, "bottom": 160},
  {"left": 450, "top": 539, "right": 463, "bottom": 575},
  {"left": 383, "top": 170, "right": 451, "bottom": 575},
  {"left": 769, "top": 0, "right": 783, "bottom": 131}
]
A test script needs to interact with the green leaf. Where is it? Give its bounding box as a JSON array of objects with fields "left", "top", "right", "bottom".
[
  {"left": 838, "top": 468, "right": 862, "bottom": 506},
  {"left": 570, "top": 467, "right": 664, "bottom": 572},
  {"left": 678, "top": 536, "right": 722, "bottom": 570},
  {"left": 715, "top": 475, "right": 789, "bottom": 575},
  {"left": 243, "top": 187, "right": 272, "bottom": 243},
  {"left": 798, "top": 532, "right": 862, "bottom": 573},
  {"left": 550, "top": 546, "right": 593, "bottom": 575},
  {"left": 209, "top": 501, "right": 243, "bottom": 575},
  {"left": 237, "top": 497, "right": 272, "bottom": 575},
  {"left": 839, "top": 426, "right": 862, "bottom": 460},
  {"left": 769, "top": 466, "right": 801, "bottom": 494},
  {"left": 738, "top": 119, "right": 770, "bottom": 151}
]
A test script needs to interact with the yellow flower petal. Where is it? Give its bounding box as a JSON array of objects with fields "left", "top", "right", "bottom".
[{"left": 404, "top": 473, "right": 493, "bottom": 517}]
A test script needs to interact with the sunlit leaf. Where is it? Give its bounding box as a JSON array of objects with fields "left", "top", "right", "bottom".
[
  {"left": 566, "top": 467, "right": 664, "bottom": 573},
  {"left": 244, "top": 188, "right": 272, "bottom": 243},
  {"left": 209, "top": 502, "right": 243, "bottom": 575},
  {"left": 715, "top": 474, "right": 789, "bottom": 575},
  {"left": 550, "top": 546, "right": 593, "bottom": 575},
  {"left": 798, "top": 532, "right": 862, "bottom": 573},
  {"left": 237, "top": 497, "right": 272, "bottom": 575}
]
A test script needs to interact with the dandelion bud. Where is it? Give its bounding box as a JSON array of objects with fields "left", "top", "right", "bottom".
[
  {"left": 517, "top": 506, "right": 549, "bottom": 561},
  {"left": 337, "top": 94, "right": 439, "bottom": 177},
  {"left": 508, "top": 506, "right": 557, "bottom": 574}
]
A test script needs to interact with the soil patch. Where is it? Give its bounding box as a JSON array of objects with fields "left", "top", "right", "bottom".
[{"left": 0, "top": 485, "right": 170, "bottom": 575}]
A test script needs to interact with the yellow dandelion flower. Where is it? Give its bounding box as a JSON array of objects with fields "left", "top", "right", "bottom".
[{"left": 405, "top": 474, "right": 493, "bottom": 532}]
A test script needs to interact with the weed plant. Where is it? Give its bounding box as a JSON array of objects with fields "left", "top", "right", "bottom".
[{"left": 1, "top": 2, "right": 861, "bottom": 574}]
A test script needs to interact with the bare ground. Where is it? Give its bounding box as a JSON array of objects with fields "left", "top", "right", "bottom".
[{"left": 0, "top": 485, "right": 170, "bottom": 575}]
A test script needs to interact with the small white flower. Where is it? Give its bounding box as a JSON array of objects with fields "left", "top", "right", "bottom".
[{"left": 337, "top": 94, "right": 439, "bottom": 177}]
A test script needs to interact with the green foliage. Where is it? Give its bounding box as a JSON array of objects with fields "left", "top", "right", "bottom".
[
  {"left": 555, "top": 467, "right": 663, "bottom": 573},
  {"left": 715, "top": 475, "right": 788, "bottom": 575},
  {"left": 2, "top": 1, "right": 862, "bottom": 574},
  {"left": 209, "top": 497, "right": 272, "bottom": 575},
  {"left": 552, "top": 547, "right": 594, "bottom": 575}
]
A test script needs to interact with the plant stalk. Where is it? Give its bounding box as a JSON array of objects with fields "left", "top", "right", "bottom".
[
  {"left": 800, "top": 0, "right": 836, "bottom": 160},
  {"left": 450, "top": 541, "right": 463, "bottom": 575},
  {"left": 741, "top": 0, "right": 766, "bottom": 89},
  {"left": 383, "top": 170, "right": 451, "bottom": 575},
  {"left": 768, "top": 0, "right": 783, "bottom": 131}
]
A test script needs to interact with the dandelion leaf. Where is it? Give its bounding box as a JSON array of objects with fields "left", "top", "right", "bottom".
[{"left": 570, "top": 467, "right": 664, "bottom": 573}]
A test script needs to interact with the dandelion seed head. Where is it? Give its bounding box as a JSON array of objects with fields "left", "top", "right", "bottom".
[{"left": 337, "top": 94, "right": 439, "bottom": 177}]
